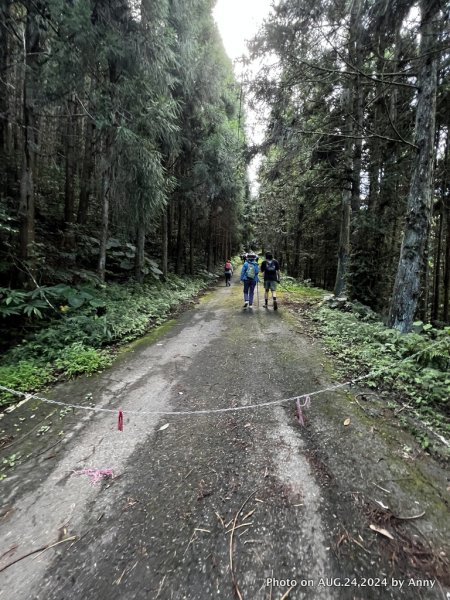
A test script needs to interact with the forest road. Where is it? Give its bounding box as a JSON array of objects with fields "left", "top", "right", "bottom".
[{"left": 0, "top": 281, "right": 449, "bottom": 600}]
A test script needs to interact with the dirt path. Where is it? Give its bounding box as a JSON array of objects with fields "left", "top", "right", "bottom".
[{"left": 0, "top": 282, "right": 449, "bottom": 600}]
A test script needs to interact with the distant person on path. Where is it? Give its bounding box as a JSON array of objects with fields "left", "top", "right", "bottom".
[
  {"left": 261, "top": 251, "right": 280, "bottom": 310},
  {"left": 224, "top": 259, "right": 233, "bottom": 286},
  {"left": 240, "top": 253, "right": 259, "bottom": 308}
]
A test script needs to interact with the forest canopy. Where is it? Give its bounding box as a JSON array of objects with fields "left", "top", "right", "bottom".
[
  {"left": 250, "top": 0, "right": 449, "bottom": 332},
  {"left": 0, "top": 0, "right": 248, "bottom": 289}
]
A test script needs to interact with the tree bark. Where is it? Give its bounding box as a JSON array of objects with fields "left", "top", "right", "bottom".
[
  {"left": 135, "top": 219, "right": 145, "bottom": 282},
  {"left": 19, "top": 2, "right": 43, "bottom": 266},
  {"left": 333, "top": 0, "right": 362, "bottom": 296},
  {"left": 78, "top": 118, "right": 95, "bottom": 225},
  {"left": 64, "top": 97, "right": 76, "bottom": 224},
  {"left": 189, "top": 205, "right": 194, "bottom": 275},
  {"left": 292, "top": 203, "right": 304, "bottom": 277},
  {"left": 161, "top": 208, "right": 168, "bottom": 277},
  {"left": 334, "top": 131, "right": 352, "bottom": 296},
  {"left": 432, "top": 202, "right": 443, "bottom": 321},
  {"left": 206, "top": 206, "right": 213, "bottom": 272},
  {"left": 98, "top": 139, "right": 113, "bottom": 281},
  {"left": 0, "top": 0, "right": 9, "bottom": 197},
  {"left": 388, "top": 0, "right": 440, "bottom": 331},
  {"left": 175, "top": 202, "right": 184, "bottom": 275}
]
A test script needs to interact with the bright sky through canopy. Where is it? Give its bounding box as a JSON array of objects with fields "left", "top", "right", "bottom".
[
  {"left": 213, "top": 0, "right": 272, "bottom": 64},
  {"left": 213, "top": 0, "right": 273, "bottom": 191}
]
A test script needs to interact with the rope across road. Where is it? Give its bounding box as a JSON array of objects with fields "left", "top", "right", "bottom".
[{"left": 0, "top": 338, "right": 448, "bottom": 445}]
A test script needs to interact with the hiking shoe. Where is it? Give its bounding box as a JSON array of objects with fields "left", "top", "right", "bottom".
[
  {"left": 264, "top": 303, "right": 268, "bottom": 309},
  {"left": 243, "top": 301, "right": 249, "bottom": 308},
  {"left": 273, "top": 300, "right": 278, "bottom": 311}
]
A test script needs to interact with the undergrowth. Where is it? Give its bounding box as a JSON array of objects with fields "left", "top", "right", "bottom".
[
  {"left": 284, "top": 283, "right": 450, "bottom": 455},
  {"left": 0, "top": 275, "right": 212, "bottom": 406}
]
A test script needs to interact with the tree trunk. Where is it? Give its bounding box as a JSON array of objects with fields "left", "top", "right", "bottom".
[
  {"left": 334, "top": 0, "right": 362, "bottom": 296},
  {"left": 135, "top": 219, "right": 145, "bottom": 282},
  {"left": 0, "top": 0, "right": 9, "bottom": 197},
  {"left": 189, "top": 205, "right": 194, "bottom": 275},
  {"left": 334, "top": 135, "right": 352, "bottom": 296},
  {"left": 98, "top": 139, "right": 113, "bottom": 281},
  {"left": 78, "top": 118, "right": 95, "bottom": 225},
  {"left": 431, "top": 204, "right": 443, "bottom": 321},
  {"left": 292, "top": 203, "right": 304, "bottom": 277},
  {"left": 19, "top": 2, "right": 42, "bottom": 267},
  {"left": 418, "top": 219, "right": 431, "bottom": 322},
  {"left": 161, "top": 208, "right": 168, "bottom": 277},
  {"left": 388, "top": 0, "right": 440, "bottom": 332},
  {"left": 443, "top": 199, "right": 450, "bottom": 323},
  {"left": 175, "top": 202, "right": 184, "bottom": 275},
  {"left": 98, "top": 176, "right": 109, "bottom": 282},
  {"left": 206, "top": 206, "right": 213, "bottom": 272},
  {"left": 64, "top": 97, "right": 76, "bottom": 224}
]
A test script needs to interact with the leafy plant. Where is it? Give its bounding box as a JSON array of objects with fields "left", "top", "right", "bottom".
[
  {"left": 55, "top": 343, "right": 112, "bottom": 377},
  {"left": 0, "top": 362, "right": 53, "bottom": 406},
  {"left": 0, "top": 275, "right": 211, "bottom": 403}
]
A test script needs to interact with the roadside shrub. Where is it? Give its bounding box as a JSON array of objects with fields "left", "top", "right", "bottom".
[
  {"left": 55, "top": 343, "right": 112, "bottom": 377},
  {"left": 0, "top": 361, "right": 53, "bottom": 406},
  {"left": 0, "top": 275, "right": 210, "bottom": 401}
]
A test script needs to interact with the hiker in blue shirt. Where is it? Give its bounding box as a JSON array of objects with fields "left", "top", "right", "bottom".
[{"left": 240, "top": 253, "right": 259, "bottom": 309}]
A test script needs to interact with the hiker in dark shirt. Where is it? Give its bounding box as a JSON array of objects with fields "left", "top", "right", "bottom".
[{"left": 260, "top": 252, "right": 280, "bottom": 310}]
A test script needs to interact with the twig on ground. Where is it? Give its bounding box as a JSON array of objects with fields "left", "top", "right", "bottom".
[
  {"left": 183, "top": 531, "right": 197, "bottom": 557},
  {"left": 279, "top": 586, "right": 296, "bottom": 599},
  {"left": 394, "top": 403, "right": 412, "bottom": 415},
  {"left": 230, "top": 490, "right": 257, "bottom": 600},
  {"left": 393, "top": 511, "right": 425, "bottom": 521},
  {"left": 155, "top": 574, "right": 166, "bottom": 599},
  {"left": 33, "top": 536, "right": 77, "bottom": 559},
  {"left": 351, "top": 537, "right": 371, "bottom": 554},
  {"left": 31, "top": 438, "right": 63, "bottom": 460},
  {"left": 242, "top": 509, "right": 255, "bottom": 521},
  {"left": 115, "top": 567, "right": 127, "bottom": 585},
  {"left": 0, "top": 545, "right": 18, "bottom": 561},
  {"left": 354, "top": 397, "right": 368, "bottom": 413},
  {"left": 226, "top": 522, "right": 254, "bottom": 534},
  {"left": 0, "top": 537, "right": 76, "bottom": 573},
  {"left": 373, "top": 482, "right": 391, "bottom": 494},
  {"left": 215, "top": 511, "right": 225, "bottom": 528}
]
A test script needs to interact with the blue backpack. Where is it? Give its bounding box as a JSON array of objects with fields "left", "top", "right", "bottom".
[{"left": 246, "top": 262, "right": 256, "bottom": 280}]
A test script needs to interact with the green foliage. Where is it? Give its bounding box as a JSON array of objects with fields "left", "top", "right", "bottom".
[
  {"left": 280, "top": 281, "right": 324, "bottom": 298},
  {"left": 55, "top": 343, "right": 112, "bottom": 378},
  {"left": 0, "top": 284, "right": 108, "bottom": 322},
  {"left": 0, "top": 362, "right": 53, "bottom": 407},
  {"left": 0, "top": 276, "right": 210, "bottom": 404},
  {"left": 312, "top": 306, "right": 450, "bottom": 429}
]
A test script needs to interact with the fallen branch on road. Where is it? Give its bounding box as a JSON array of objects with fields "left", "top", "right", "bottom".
[
  {"left": 229, "top": 490, "right": 257, "bottom": 600},
  {"left": 0, "top": 537, "right": 76, "bottom": 573}
]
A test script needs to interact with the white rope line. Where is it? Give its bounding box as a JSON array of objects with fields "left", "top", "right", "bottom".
[
  {"left": 0, "top": 337, "right": 447, "bottom": 417},
  {"left": 0, "top": 379, "right": 358, "bottom": 416}
]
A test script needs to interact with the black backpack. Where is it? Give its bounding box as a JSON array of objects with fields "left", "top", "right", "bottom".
[{"left": 265, "top": 260, "right": 276, "bottom": 273}]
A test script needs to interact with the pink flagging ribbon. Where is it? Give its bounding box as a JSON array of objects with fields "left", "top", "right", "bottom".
[
  {"left": 295, "top": 395, "right": 311, "bottom": 427},
  {"left": 73, "top": 468, "right": 114, "bottom": 485}
]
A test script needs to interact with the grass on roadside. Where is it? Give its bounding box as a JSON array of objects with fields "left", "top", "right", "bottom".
[
  {"left": 0, "top": 275, "right": 213, "bottom": 407},
  {"left": 283, "top": 282, "right": 450, "bottom": 456}
]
